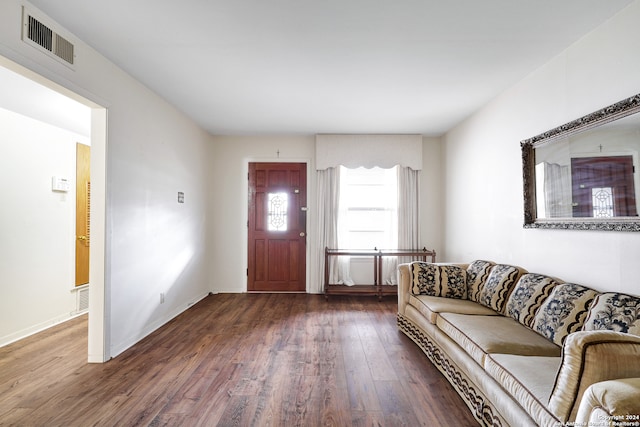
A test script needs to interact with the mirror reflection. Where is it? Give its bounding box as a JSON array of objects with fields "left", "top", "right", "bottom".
[{"left": 534, "top": 114, "right": 640, "bottom": 220}]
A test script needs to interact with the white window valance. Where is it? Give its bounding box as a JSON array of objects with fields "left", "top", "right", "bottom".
[{"left": 315, "top": 134, "right": 423, "bottom": 170}]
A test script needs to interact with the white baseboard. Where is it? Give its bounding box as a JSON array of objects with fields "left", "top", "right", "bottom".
[{"left": 0, "top": 311, "right": 86, "bottom": 348}]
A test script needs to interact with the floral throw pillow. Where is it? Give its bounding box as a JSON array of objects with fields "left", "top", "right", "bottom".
[
  {"left": 505, "top": 273, "right": 561, "bottom": 328},
  {"left": 582, "top": 293, "right": 640, "bottom": 336},
  {"left": 466, "top": 260, "right": 495, "bottom": 302},
  {"left": 411, "top": 262, "right": 438, "bottom": 295},
  {"left": 532, "top": 283, "right": 599, "bottom": 346},
  {"left": 478, "top": 264, "right": 526, "bottom": 313},
  {"left": 411, "top": 262, "right": 467, "bottom": 299},
  {"left": 439, "top": 265, "right": 468, "bottom": 299}
]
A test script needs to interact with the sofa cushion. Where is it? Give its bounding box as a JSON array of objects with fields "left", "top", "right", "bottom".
[
  {"left": 408, "top": 294, "right": 499, "bottom": 324},
  {"left": 411, "top": 262, "right": 467, "bottom": 299},
  {"left": 505, "top": 273, "right": 561, "bottom": 328},
  {"left": 437, "top": 313, "right": 561, "bottom": 366},
  {"left": 466, "top": 260, "right": 495, "bottom": 302},
  {"left": 478, "top": 264, "right": 527, "bottom": 313},
  {"left": 532, "top": 283, "right": 599, "bottom": 346},
  {"left": 484, "top": 354, "right": 560, "bottom": 426},
  {"left": 582, "top": 292, "right": 640, "bottom": 336}
]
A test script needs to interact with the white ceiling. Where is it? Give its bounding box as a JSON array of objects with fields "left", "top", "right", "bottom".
[
  {"left": 21, "top": 0, "right": 635, "bottom": 135},
  {"left": 0, "top": 65, "right": 91, "bottom": 136}
]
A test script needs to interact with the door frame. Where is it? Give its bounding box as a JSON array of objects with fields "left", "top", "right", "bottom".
[
  {"left": 243, "top": 158, "right": 312, "bottom": 293},
  {"left": 0, "top": 56, "right": 109, "bottom": 363}
]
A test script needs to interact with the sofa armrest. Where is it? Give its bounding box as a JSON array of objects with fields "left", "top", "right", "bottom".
[
  {"left": 575, "top": 378, "right": 640, "bottom": 426},
  {"left": 548, "top": 330, "right": 640, "bottom": 423},
  {"left": 397, "top": 263, "right": 412, "bottom": 315}
]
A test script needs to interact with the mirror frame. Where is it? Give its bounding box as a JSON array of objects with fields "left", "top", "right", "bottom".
[{"left": 522, "top": 93, "right": 640, "bottom": 231}]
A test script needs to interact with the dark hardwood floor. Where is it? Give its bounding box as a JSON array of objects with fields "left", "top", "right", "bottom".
[{"left": 0, "top": 293, "right": 477, "bottom": 426}]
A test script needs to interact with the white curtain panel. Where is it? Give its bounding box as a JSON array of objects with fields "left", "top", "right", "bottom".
[
  {"left": 381, "top": 166, "right": 421, "bottom": 285},
  {"left": 335, "top": 168, "right": 354, "bottom": 285},
  {"left": 313, "top": 167, "right": 340, "bottom": 293},
  {"left": 544, "top": 162, "right": 572, "bottom": 218},
  {"left": 398, "top": 166, "right": 421, "bottom": 249}
]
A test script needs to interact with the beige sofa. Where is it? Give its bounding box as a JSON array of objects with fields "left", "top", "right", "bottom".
[{"left": 396, "top": 260, "right": 640, "bottom": 427}]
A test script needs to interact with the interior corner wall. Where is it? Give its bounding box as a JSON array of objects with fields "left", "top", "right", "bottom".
[
  {"left": 442, "top": 1, "right": 640, "bottom": 294},
  {"left": 0, "top": 1, "right": 212, "bottom": 357},
  {"left": 0, "top": 108, "right": 89, "bottom": 346},
  {"left": 207, "top": 135, "right": 315, "bottom": 293},
  {"left": 420, "top": 136, "right": 445, "bottom": 258}
]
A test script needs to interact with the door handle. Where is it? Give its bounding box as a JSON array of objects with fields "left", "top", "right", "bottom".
[
  {"left": 299, "top": 232, "right": 306, "bottom": 237},
  {"left": 77, "top": 235, "right": 88, "bottom": 240}
]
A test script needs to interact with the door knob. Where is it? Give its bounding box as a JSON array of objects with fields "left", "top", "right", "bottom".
[
  {"left": 77, "top": 235, "right": 88, "bottom": 240},
  {"left": 299, "top": 232, "right": 306, "bottom": 237}
]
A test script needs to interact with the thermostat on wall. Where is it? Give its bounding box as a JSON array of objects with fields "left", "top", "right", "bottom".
[{"left": 52, "top": 176, "right": 70, "bottom": 192}]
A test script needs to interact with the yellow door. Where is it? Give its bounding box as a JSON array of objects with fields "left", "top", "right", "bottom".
[{"left": 75, "top": 143, "right": 90, "bottom": 286}]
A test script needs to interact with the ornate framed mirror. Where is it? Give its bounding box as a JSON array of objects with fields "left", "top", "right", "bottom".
[{"left": 522, "top": 93, "right": 640, "bottom": 231}]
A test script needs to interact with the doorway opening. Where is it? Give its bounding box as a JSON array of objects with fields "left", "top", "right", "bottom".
[{"left": 0, "top": 56, "right": 108, "bottom": 362}]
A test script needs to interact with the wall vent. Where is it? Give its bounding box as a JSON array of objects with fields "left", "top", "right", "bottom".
[
  {"left": 22, "top": 7, "right": 75, "bottom": 68},
  {"left": 76, "top": 287, "right": 89, "bottom": 313}
]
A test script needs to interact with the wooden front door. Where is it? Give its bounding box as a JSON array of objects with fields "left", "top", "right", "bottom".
[
  {"left": 571, "top": 156, "right": 638, "bottom": 217},
  {"left": 75, "top": 143, "right": 91, "bottom": 286},
  {"left": 248, "top": 162, "right": 307, "bottom": 292}
]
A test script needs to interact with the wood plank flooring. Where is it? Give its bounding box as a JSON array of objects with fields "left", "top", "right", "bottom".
[{"left": 0, "top": 294, "right": 478, "bottom": 426}]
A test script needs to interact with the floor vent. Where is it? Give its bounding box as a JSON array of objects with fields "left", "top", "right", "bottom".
[
  {"left": 22, "top": 7, "right": 75, "bottom": 67},
  {"left": 77, "top": 287, "right": 89, "bottom": 313}
]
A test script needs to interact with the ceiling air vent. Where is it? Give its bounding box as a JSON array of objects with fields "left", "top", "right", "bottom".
[{"left": 22, "top": 7, "right": 75, "bottom": 68}]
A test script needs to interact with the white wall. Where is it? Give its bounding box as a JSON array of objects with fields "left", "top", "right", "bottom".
[
  {"left": 0, "top": 1, "right": 212, "bottom": 358},
  {"left": 0, "top": 108, "right": 89, "bottom": 346},
  {"left": 207, "top": 135, "right": 444, "bottom": 293},
  {"left": 443, "top": 1, "right": 640, "bottom": 294},
  {"left": 421, "top": 137, "right": 445, "bottom": 257}
]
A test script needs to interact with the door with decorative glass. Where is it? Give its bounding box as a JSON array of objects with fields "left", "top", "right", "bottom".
[
  {"left": 248, "top": 162, "right": 307, "bottom": 292},
  {"left": 571, "top": 156, "right": 638, "bottom": 218}
]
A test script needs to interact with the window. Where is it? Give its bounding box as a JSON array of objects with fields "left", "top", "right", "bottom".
[
  {"left": 267, "top": 192, "right": 288, "bottom": 231},
  {"left": 592, "top": 187, "right": 614, "bottom": 218},
  {"left": 338, "top": 166, "right": 397, "bottom": 249}
]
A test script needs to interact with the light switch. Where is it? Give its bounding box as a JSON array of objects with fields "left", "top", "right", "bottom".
[{"left": 178, "top": 192, "right": 184, "bottom": 203}]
